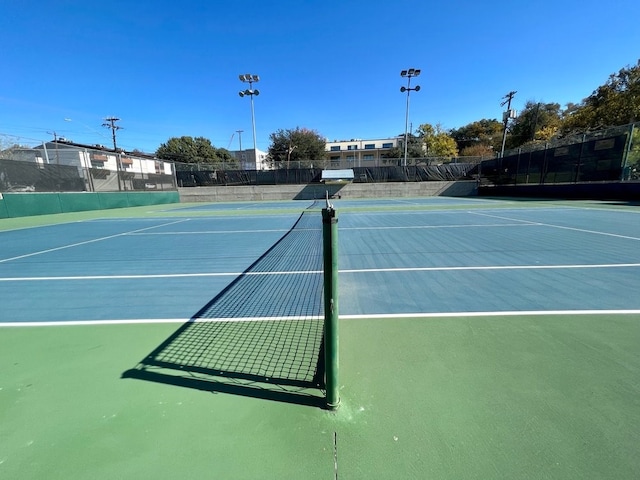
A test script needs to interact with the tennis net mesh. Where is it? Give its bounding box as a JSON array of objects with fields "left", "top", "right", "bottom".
[{"left": 128, "top": 207, "right": 326, "bottom": 392}]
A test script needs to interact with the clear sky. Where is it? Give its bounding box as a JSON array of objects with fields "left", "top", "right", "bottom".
[{"left": 1, "top": 0, "right": 638, "bottom": 153}]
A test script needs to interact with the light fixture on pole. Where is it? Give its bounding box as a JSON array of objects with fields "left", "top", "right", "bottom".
[
  {"left": 400, "top": 68, "right": 421, "bottom": 167},
  {"left": 238, "top": 74, "right": 260, "bottom": 167}
]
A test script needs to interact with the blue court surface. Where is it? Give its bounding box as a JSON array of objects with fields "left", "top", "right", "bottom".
[
  {"left": 1, "top": 197, "right": 639, "bottom": 324},
  {"left": 1, "top": 197, "right": 639, "bottom": 479}
]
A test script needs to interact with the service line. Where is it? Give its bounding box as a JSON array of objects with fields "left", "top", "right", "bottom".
[
  {"left": 2, "top": 310, "right": 639, "bottom": 328},
  {"left": 1, "top": 263, "right": 639, "bottom": 282},
  {"left": 0, "top": 219, "right": 191, "bottom": 264}
]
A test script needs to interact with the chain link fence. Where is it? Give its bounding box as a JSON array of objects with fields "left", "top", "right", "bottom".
[
  {"left": 481, "top": 122, "right": 639, "bottom": 186},
  {"left": 13, "top": 124, "right": 636, "bottom": 193},
  {"left": 174, "top": 158, "right": 481, "bottom": 187},
  {"left": 0, "top": 139, "right": 176, "bottom": 193}
]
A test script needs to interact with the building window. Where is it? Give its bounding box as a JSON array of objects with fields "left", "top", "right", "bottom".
[
  {"left": 347, "top": 145, "right": 358, "bottom": 151},
  {"left": 382, "top": 142, "right": 393, "bottom": 149},
  {"left": 363, "top": 154, "right": 374, "bottom": 161},
  {"left": 346, "top": 155, "right": 355, "bottom": 162},
  {"left": 364, "top": 144, "right": 375, "bottom": 149},
  {"left": 330, "top": 156, "right": 340, "bottom": 166},
  {"left": 330, "top": 145, "right": 341, "bottom": 151}
]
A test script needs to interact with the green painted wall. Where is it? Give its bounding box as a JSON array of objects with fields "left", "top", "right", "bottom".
[
  {"left": 0, "top": 191, "right": 179, "bottom": 218},
  {"left": 59, "top": 193, "right": 103, "bottom": 212},
  {"left": 0, "top": 194, "right": 9, "bottom": 218}
]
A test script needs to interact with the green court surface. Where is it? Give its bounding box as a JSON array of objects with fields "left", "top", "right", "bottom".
[
  {"left": 1, "top": 198, "right": 639, "bottom": 479},
  {"left": 2, "top": 315, "right": 639, "bottom": 479}
]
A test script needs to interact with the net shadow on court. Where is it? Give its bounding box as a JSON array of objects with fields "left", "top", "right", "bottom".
[{"left": 122, "top": 210, "right": 328, "bottom": 408}]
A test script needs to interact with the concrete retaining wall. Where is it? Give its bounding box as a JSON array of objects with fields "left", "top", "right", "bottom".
[{"left": 178, "top": 181, "right": 478, "bottom": 202}]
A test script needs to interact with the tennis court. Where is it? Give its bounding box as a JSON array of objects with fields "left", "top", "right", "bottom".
[{"left": 1, "top": 197, "right": 639, "bottom": 479}]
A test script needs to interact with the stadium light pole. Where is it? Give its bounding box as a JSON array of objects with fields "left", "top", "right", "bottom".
[
  {"left": 238, "top": 74, "right": 260, "bottom": 168},
  {"left": 400, "top": 69, "right": 421, "bottom": 167}
]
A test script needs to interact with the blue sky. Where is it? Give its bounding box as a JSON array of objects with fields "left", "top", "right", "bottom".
[{"left": 1, "top": 0, "right": 638, "bottom": 153}]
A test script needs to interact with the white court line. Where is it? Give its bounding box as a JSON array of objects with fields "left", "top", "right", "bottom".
[
  {"left": 2, "top": 310, "right": 639, "bottom": 327},
  {"left": 0, "top": 270, "right": 322, "bottom": 281},
  {"left": 0, "top": 219, "right": 191, "bottom": 264},
  {"left": 1, "top": 263, "right": 638, "bottom": 282},
  {"left": 469, "top": 211, "right": 640, "bottom": 241},
  {"left": 340, "top": 263, "right": 640, "bottom": 274},
  {"left": 128, "top": 229, "right": 290, "bottom": 235},
  {"left": 340, "top": 310, "right": 640, "bottom": 319},
  {"left": 342, "top": 223, "right": 536, "bottom": 230},
  {"left": 130, "top": 224, "right": 535, "bottom": 234}
]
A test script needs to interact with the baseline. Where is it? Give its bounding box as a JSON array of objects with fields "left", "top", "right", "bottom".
[{"left": 3, "top": 310, "right": 639, "bottom": 328}]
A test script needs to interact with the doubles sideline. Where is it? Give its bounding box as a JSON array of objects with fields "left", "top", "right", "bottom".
[{"left": 1, "top": 262, "right": 639, "bottom": 282}]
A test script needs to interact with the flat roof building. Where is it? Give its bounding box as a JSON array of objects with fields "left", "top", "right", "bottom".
[{"left": 325, "top": 137, "right": 401, "bottom": 168}]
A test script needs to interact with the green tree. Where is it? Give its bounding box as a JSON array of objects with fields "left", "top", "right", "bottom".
[
  {"left": 450, "top": 119, "right": 502, "bottom": 156},
  {"left": 156, "top": 136, "right": 237, "bottom": 167},
  {"left": 627, "top": 127, "right": 640, "bottom": 179},
  {"left": 267, "top": 127, "right": 326, "bottom": 168},
  {"left": 417, "top": 123, "right": 459, "bottom": 159},
  {"left": 382, "top": 134, "right": 424, "bottom": 164},
  {"left": 507, "top": 101, "right": 562, "bottom": 149},
  {"left": 561, "top": 60, "right": 640, "bottom": 134},
  {"left": 458, "top": 143, "right": 495, "bottom": 158}
]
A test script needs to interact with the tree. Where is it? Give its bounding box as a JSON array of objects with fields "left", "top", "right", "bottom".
[
  {"left": 561, "top": 60, "right": 640, "bottom": 134},
  {"left": 382, "top": 134, "right": 424, "bottom": 164},
  {"left": 506, "top": 101, "right": 562, "bottom": 149},
  {"left": 450, "top": 119, "right": 503, "bottom": 156},
  {"left": 156, "top": 136, "right": 237, "bottom": 167},
  {"left": 627, "top": 127, "right": 640, "bottom": 179},
  {"left": 459, "top": 143, "right": 495, "bottom": 157},
  {"left": 0, "top": 135, "right": 27, "bottom": 153},
  {"left": 267, "top": 127, "right": 326, "bottom": 168},
  {"left": 417, "top": 123, "right": 458, "bottom": 159}
]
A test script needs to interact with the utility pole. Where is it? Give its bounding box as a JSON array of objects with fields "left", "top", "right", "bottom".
[
  {"left": 47, "top": 131, "right": 60, "bottom": 165},
  {"left": 236, "top": 130, "right": 243, "bottom": 151},
  {"left": 531, "top": 102, "right": 541, "bottom": 142},
  {"left": 102, "top": 117, "right": 122, "bottom": 191},
  {"left": 236, "top": 130, "right": 243, "bottom": 167},
  {"left": 500, "top": 91, "right": 517, "bottom": 158},
  {"left": 46, "top": 130, "right": 61, "bottom": 191}
]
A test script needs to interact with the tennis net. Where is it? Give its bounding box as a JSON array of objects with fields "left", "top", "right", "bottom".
[{"left": 124, "top": 207, "right": 328, "bottom": 403}]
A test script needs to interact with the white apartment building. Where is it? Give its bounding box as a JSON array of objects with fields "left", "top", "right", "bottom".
[
  {"left": 325, "top": 137, "right": 401, "bottom": 167},
  {"left": 2, "top": 141, "right": 174, "bottom": 192},
  {"left": 230, "top": 148, "right": 270, "bottom": 170},
  {"left": 227, "top": 138, "right": 401, "bottom": 170}
]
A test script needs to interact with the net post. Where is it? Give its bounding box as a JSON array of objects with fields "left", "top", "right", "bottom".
[{"left": 322, "top": 200, "right": 340, "bottom": 410}]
